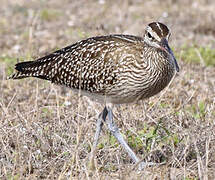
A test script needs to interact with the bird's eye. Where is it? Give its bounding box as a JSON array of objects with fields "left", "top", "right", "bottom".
[{"left": 147, "top": 32, "right": 152, "bottom": 39}]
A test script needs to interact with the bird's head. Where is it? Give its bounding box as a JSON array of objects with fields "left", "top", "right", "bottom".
[{"left": 144, "top": 22, "right": 179, "bottom": 72}]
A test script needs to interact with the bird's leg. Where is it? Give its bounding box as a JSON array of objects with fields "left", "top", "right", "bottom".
[
  {"left": 105, "top": 106, "right": 152, "bottom": 170},
  {"left": 90, "top": 106, "right": 154, "bottom": 170},
  {"left": 89, "top": 107, "right": 108, "bottom": 169},
  {"left": 92, "top": 107, "right": 108, "bottom": 149},
  {"left": 105, "top": 106, "right": 139, "bottom": 163}
]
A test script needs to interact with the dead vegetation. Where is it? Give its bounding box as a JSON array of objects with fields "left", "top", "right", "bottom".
[{"left": 0, "top": 0, "right": 215, "bottom": 179}]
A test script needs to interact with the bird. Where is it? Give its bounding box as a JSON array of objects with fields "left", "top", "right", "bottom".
[{"left": 9, "top": 22, "right": 179, "bottom": 169}]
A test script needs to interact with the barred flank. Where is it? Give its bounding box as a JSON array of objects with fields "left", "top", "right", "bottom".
[{"left": 8, "top": 22, "right": 177, "bottom": 104}]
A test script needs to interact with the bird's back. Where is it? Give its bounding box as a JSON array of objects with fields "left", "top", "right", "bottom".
[{"left": 9, "top": 34, "right": 174, "bottom": 104}]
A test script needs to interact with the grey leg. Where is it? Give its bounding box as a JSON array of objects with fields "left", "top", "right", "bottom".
[
  {"left": 90, "top": 106, "right": 157, "bottom": 170},
  {"left": 89, "top": 107, "right": 108, "bottom": 169},
  {"left": 105, "top": 106, "right": 139, "bottom": 163},
  {"left": 106, "top": 106, "right": 154, "bottom": 169},
  {"left": 92, "top": 107, "right": 108, "bottom": 149}
]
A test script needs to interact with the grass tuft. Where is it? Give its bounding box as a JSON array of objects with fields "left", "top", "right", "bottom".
[
  {"left": 40, "top": 9, "right": 62, "bottom": 21},
  {"left": 180, "top": 45, "right": 215, "bottom": 66},
  {"left": 0, "top": 56, "right": 19, "bottom": 76}
]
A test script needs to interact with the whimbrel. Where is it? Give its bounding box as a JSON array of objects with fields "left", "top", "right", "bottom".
[{"left": 9, "top": 22, "right": 179, "bottom": 169}]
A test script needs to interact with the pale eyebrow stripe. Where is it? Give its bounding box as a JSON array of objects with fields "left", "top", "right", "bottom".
[
  {"left": 156, "top": 22, "right": 163, "bottom": 36},
  {"left": 147, "top": 26, "right": 161, "bottom": 41}
]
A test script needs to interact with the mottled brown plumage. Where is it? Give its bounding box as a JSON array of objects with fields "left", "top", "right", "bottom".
[
  {"left": 9, "top": 22, "right": 179, "bottom": 105},
  {"left": 9, "top": 22, "right": 179, "bottom": 168}
]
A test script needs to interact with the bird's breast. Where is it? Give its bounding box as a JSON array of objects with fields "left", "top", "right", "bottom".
[{"left": 105, "top": 49, "right": 175, "bottom": 104}]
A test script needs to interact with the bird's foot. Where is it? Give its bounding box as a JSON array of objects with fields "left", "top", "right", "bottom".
[{"left": 136, "top": 161, "right": 166, "bottom": 171}]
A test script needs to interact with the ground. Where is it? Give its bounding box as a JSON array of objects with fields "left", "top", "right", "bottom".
[{"left": 0, "top": 0, "right": 215, "bottom": 179}]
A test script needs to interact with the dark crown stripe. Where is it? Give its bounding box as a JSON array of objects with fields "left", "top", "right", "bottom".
[{"left": 148, "top": 22, "right": 169, "bottom": 38}]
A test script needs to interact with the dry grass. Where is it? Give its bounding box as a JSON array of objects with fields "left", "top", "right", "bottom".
[{"left": 0, "top": 0, "right": 215, "bottom": 179}]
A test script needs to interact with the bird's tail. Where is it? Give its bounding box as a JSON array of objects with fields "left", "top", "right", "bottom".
[{"left": 8, "top": 59, "right": 52, "bottom": 80}]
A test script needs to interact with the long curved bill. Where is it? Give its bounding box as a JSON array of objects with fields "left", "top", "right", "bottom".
[{"left": 161, "top": 39, "right": 180, "bottom": 72}]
